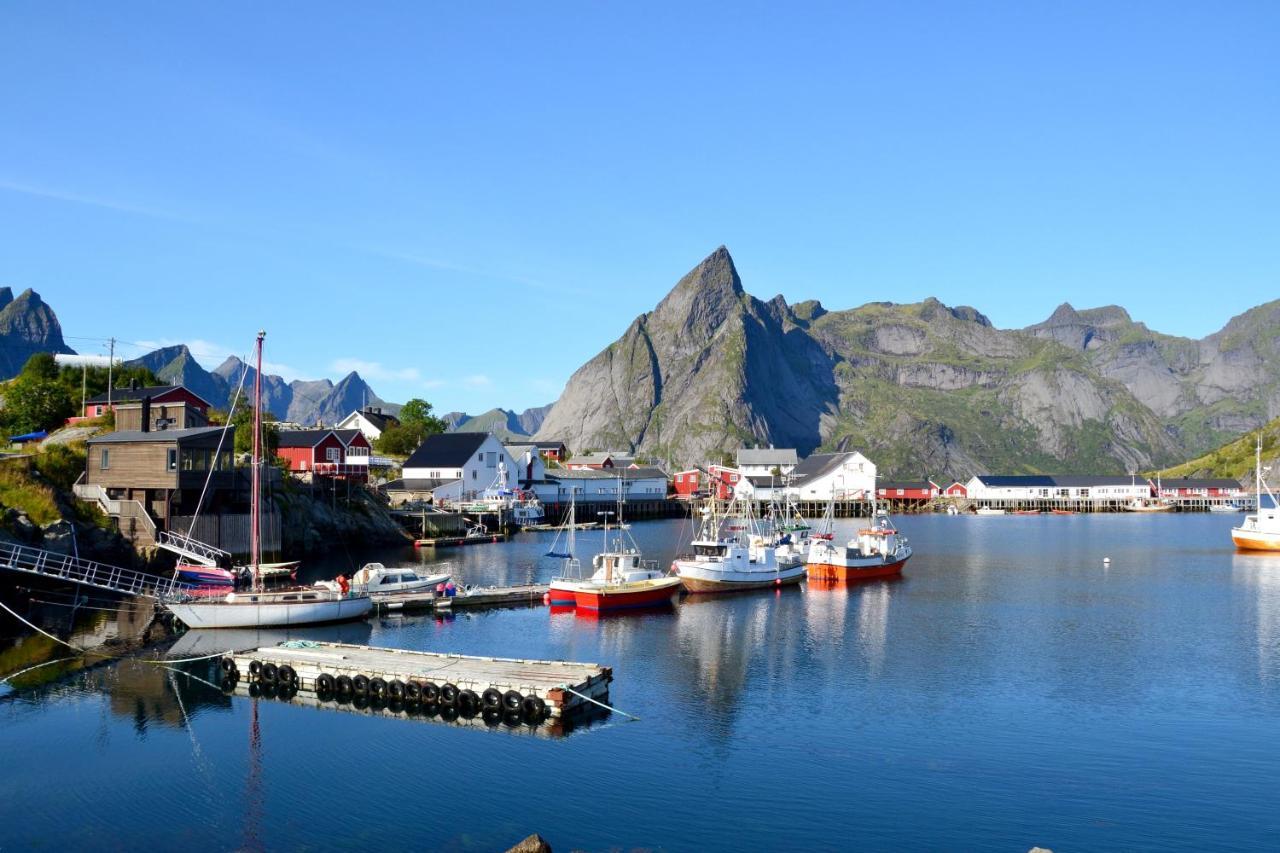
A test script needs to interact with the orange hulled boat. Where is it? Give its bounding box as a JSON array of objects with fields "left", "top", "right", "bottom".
[{"left": 805, "top": 508, "right": 912, "bottom": 582}]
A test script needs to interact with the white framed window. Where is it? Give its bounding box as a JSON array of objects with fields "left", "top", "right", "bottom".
[
  {"left": 100, "top": 449, "right": 109, "bottom": 469},
  {"left": 326, "top": 447, "right": 340, "bottom": 462},
  {"left": 167, "top": 448, "right": 177, "bottom": 472}
]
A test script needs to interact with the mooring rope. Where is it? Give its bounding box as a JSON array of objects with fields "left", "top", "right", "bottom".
[
  {"left": 560, "top": 685, "right": 640, "bottom": 721},
  {"left": 0, "top": 597, "right": 91, "bottom": 653},
  {"left": 0, "top": 656, "right": 80, "bottom": 685}
]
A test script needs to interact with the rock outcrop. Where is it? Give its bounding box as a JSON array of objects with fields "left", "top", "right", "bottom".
[{"left": 0, "top": 287, "right": 74, "bottom": 378}]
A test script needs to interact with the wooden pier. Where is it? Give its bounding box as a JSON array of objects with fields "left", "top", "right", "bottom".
[
  {"left": 372, "top": 584, "right": 550, "bottom": 614},
  {"left": 225, "top": 641, "right": 610, "bottom": 720},
  {"left": 413, "top": 532, "right": 507, "bottom": 548}
]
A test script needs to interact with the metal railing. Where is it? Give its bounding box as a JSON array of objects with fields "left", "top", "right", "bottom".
[
  {"left": 155, "top": 530, "right": 231, "bottom": 567},
  {"left": 71, "top": 484, "right": 158, "bottom": 537},
  {"left": 0, "top": 540, "right": 192, "bottom": 598}
]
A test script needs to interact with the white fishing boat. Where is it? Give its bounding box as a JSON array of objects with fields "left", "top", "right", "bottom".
[
  {"left": 347, "top": 563, "right": 451, "bottom": 598},
  {"left": 975, "top": 507, "right": 1007, "bottom": 516},
  {"left": 165, "top": 331, "right": 372, "bottom": 629},
  {"left": 1123, "top": 498, "right": 1173, "bottom": 513},
  {"left": 1232, "top": 437, "right": 1280, "bottom": 551},
  {"left": 1209, "top": 503, "right": 1242, "bottom": 514},
  {"left": 457, "top": 460, "right": 544, "bottom": 526},
  {"left": 806, "top": 508, "right": 912, "bottom": 582},
  {"left": 672, "top": 499, "right": 807, "bottom": 593}
]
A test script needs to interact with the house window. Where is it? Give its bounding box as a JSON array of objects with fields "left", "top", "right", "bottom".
[
  {"left": 472, "top": 470, "right": 477, "bottom": 480},
  {"left": 167, "top": 448, "right": 177, "bottom": 472},
  {"left": 100, "top": 449, "right": 109, "bottom": 469},
  {"left": 326, "top": 447, "right": 340, "bottom": 462},
  {"left": 95, "top": 405, "right": 104, "bottom": 416}
]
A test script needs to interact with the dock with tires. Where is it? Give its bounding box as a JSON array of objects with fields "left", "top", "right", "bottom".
[{"left": 221, "top": 641, "right": 612, "bottom": 723}]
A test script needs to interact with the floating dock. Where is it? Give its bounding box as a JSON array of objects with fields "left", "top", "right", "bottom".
[
  {"left": 224, "top": 641, "right": 610, "bottom": 720},
  {"left": 370, "top": 584, "right": 549, "bottom": 614},
  {"left": 413, "top": 532, "right": 507, "bottom": 548}
]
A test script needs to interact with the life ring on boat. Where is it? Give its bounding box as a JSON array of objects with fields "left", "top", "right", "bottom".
[
  {"left": 421, "top": 682, "right": 440, "bottom": 703},
  {"left": 439, "top": 683, "right": 459, "bottom": 705},
  {"left": 316, "top": 673, "right": 336, "bottom": 694},
  {"left": 457, "top": 689, "right": 481, "bottom": 717},
  {"left": 278, "top": 665, "right": 297, "bottom": 687},
  {"left": 502, "top": 690, "right": 524, "bottom": 713},
  {"left": 521, "top": 695, "right": 547, "bottom": 720},
  {"left": 335, "top": 675, "right": 354, "bottom": 695},
  {"left": 482, "top": 687, "right": 504, "bottom": 710},
  {"left": 220, "top": 656, "right": 236, "bottom": 674},
  {"left": 352, "top": 674, "right": 370, "bottom": 695},
  {"left": 260, "top": 663, "right": 279, "bottom": 684},
  {"left": 404, "top": 681, "right": 423, "bottom": 702},
  {"left": 387, "top": 680, "right": 406, "bottom": 700},
  {"left": 248, "top": 659, "right": 263, "bottom": 678},
  {"left": 368, "top": 677, "right": 388, "bottom": 697}
]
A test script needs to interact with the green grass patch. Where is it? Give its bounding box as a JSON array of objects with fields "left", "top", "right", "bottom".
[{"left": 0, "top": 462, "right": 62, "bottom": 526}]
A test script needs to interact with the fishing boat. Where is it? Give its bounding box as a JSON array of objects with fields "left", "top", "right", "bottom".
[
  {"left": 1232, "top": 437, "right": 1280, "bottom": 551},
  {"left": 769, "top": 486, "right": 815, "bottom": 567},
  {"left": 975, "top": 507, "right": 1006, "bottom": 516},
  {"left": 672, "top": 499, "right": 807, "bottom": 593},
  {"left": 1123, "top": 498, "right": 1173, "bottom": 513},
  {"left": 165, "top": 331, "right": 372, "bottom": 629},
  {"left": 1209, "top": 503, "right": 1242, "bottom": 514},
  {"left": 348, "top": 563, "right": 451, "bottom": 598},
  {"left": 548, "top": 491, "right": 682, "bottom": 610},
  {"left": 1012, "top": 509, "right": 1042, "bottom": 516},
  {"left": 1050, "top": 508, "right": 1077, "bottom": 515},
  {"left": 457, "top": 461, "right": 544, "bottom": 526},
  {"left": 805, "top": 491, "right": 912, "bottom": 581}
]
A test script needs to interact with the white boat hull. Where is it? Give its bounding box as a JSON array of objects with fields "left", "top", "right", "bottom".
[
  {"left": 673, "top": 560, "right": 807, "bottom": 593},
  {"left": 167, "top": 594, "right": 372, "bottom": 629}
]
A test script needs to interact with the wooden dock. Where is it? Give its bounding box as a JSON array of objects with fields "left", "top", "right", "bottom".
[
  {"left": 225, "top": 641, "right": 610, "bottom": 720},
  {"left": 413, "top": 532, "right": 507, "bottom": 548},
  {"left": 439, "top": 584, "right": 548, "bottom": 610}
]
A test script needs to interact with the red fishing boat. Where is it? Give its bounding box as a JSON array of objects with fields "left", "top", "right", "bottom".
[{"left": 805, "top": 510, "right": 912, "bottom": 582}]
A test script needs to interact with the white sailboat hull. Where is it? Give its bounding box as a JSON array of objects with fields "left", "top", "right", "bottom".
[{"left": 167, "top": 595, "right": 373, "bottom": 629}]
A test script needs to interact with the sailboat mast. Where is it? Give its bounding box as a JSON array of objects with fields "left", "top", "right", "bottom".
[{"left": 251, "top": 330, "right": 264, "bottom": 591}]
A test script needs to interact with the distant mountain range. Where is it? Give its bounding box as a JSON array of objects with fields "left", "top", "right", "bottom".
[
  {"left": 442, "top": 404, "right": 553, "bottom": 440},
  {"left": 536, "top": 246, "right": 1280, "bottom": 478},
  {"left": 125, "top": 345, "right": 394, "bottom": 425}
]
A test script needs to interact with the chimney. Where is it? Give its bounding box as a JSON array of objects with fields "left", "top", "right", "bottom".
[
  {"left": 129, "top": 378, "right": 139, "bottom": 391},
  {"left": 141, "top": 396, "right": 151, "bottom": 432}
]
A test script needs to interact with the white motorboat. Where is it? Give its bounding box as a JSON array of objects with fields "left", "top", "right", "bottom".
[
  {"left": 975, "top": 507, "right": 1007, "bottom": 516},
  {"left": 348, "top": 563, "right": 451, "bottom": 598}
]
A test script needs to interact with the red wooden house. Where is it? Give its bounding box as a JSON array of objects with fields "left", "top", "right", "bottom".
[
  {"left": 673, "top": 468, "right": 707, "bottom": 499},
  {"left": 71, "top": 383, "right": 212, "bottom": 425},
  {"left": 944, "top": 481, "right": 968, "bottom": 498},
  {"left": 877, "top": 481, "right": 941, "bottom": 501},
  {"left": 707, "top": 465, "right": 739, "bottom": 500},
  {"left": 1152, "top": 478, "right": 1243, "bottom": 499},
  {"left": 276, "top": 429, "right": 367, "bottom": 480}
]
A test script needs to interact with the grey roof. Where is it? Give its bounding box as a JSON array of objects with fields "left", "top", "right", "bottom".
[
  {"left": 548, "top": 466, "right": 668, "bottom": 481},
  {"left": 85, "top": 384, "right": 213, "bottom": 407},
  {"left": 350, "top": 408, "right": 399, "bottom": 430},
  {"left": 736, "top": 448, "right": 798, "bottom": 467},
  {"left": 276, "top": 429, "right": 336, "bottom": 448},
  {"left": 790, "top": 452, "right": 862, "bottom": 487},
  {"left": 87, "top": 426, "right": 228, "bottom": 444},
  {"left": 333, "top": 429, "right": 367, "bottom": 445},
  {"left": 744, "top": 475, "right": 781, "bottom": 487},
  {"left": 404, "top": 432, "right": 489, "bottom": 468}
]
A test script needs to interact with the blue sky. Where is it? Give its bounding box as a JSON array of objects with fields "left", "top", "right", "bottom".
[{"left": 1, "top": 2, "right": 1276, "bottom": 414}]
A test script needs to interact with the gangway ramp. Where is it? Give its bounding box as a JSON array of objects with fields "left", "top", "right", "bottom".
[
  {"left": 156, "top": 531, "right": 230, "bottom": 567},
  {"left": 0, "top": 541, "right": 192, "bottom": 598}
]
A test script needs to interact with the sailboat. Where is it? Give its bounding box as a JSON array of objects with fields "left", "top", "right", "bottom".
[
  {"left": 165, "top": 331, "right": 373, "bottom": 629},
  {"left": 1232, "top": 436, "right": 1280, "bottom": 551},
  {"left": 548, "top": 481, "right": 682, "bottom": 610},
  {"left": 545, "top": 495, "right": 584, "bottom": 606}
]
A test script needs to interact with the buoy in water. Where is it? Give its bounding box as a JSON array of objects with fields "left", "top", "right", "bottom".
[
  {"left": 542, "top": 592, "right": 551, "bottom": 605},
  {"left": 1103, "top": 557, "right": 1112, "bottom": 565}
]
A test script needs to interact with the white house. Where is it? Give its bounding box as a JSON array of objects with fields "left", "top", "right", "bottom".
[
  {"left": 964, "top": 475, "right": 1152, "bottom": 503},
  {"left": 503, "top": 443, "right": 548, "bottom": 483},
  {"left": 529, "top": 467, "right": 669, "bottom": 505},
  {"left": 736, "top": 447, "right": 799, "bottom": 478},
  {"left": 402, "top": 432, "right": 523, "bottom": 502},
  {"left": 786, "top": 451, "right": 877, "bottom": 500},
  {"left": 336, "top": 406, "right": 400, "bottom": 442}
]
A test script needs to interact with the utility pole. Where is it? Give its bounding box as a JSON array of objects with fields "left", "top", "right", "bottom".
[
  {"left": 106, "top": 337, "right": 116, "bottom": 408},
  {"left": 80, "top": 361, "right": 87, "bottom": 415}
]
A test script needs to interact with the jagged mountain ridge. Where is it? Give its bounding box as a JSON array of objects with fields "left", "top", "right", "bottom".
[
  {"left": 444, "top": 404, "right": 555, "bottom": 439},
  {"left": 0, "top": 287, "right": 75, "bottom": 378},
  {"left": 536, "top": 247, "right": 1277, "bottom": 479}
]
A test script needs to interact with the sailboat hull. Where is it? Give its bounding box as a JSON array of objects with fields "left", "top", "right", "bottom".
[
  {"left": 166, "top": 595, "right": 372, "bottom": 629},
  {"left": 1232, "top": 528, "right": 1280, "bottom": 551}
]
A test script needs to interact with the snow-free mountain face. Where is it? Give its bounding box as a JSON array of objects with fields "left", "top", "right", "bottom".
[
  {"left": 0, "top": 287, "right": 74, "bottom": 378},
  {"left": 535, "top": 247, "right": 1279, "bottom": 479}
]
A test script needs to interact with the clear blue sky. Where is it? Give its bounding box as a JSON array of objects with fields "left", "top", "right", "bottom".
[{"left": 1, "top": 2, "right": 1276, "bottom": 414}]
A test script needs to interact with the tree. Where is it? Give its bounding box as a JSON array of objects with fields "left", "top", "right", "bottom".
[
  {"left": 228, "top": 405, "right": 278, "bottom": 455},
  {"left": 2, "top": 373, "right": 73, "bottom": 433},
  {"left": 375, "top": 398, "right": 446, "bottom": 458}
]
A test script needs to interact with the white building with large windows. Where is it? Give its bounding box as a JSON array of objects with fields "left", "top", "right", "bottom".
[
  {"left": 401, "top": 432, "right": 522, "bottom": 503},
  {"left": 784, "top": 451, "right": 878, "bottom": 501}
]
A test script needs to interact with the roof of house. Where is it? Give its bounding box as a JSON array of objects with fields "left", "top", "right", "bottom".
[
  {"left": 973, "top": 475, "right": 1057, "bottom": 488},
  {"left": 570, "top": 451, "right": 633, "bottom": 466},
  {"left": 789, "top": 452, "right": 865, "bottom": 487},
  {"left": 505, "top": 444, "right": 537, "bottom": 458},
  {"left": 404, "top": 432, "right": 490, "bottom": 469},
  {"left": 346, "top": 408, "right": 399, "bottom": 431},
  {"left": 384, "top": 477, "right": 461, "bottom": 492},
  {"left": 506, "top": 440, "right": 566, "bottom": 451},
  {"left": 333, "top": 429, "right": 368, "bottom": 446},
  {"left": 1159, "top": 477, "right": 1242, "bottom": 489},
  {"left": 974, "top": 474, "right": 1146, "bottom": 488},
  {"left": 276, "top": 429, "right": 337, "bottom": 448},
  {"left": 85, "top": 384, "right": 213, "bottom": 408},
  {"left": 743, "top": 475, "right": 781, "bottom": 488},
  {"left": 87, "top": 426, "right": 228, "bottom": 444},
  {"left": 736, "top": 448, "right": 798, "bottom": 467}
]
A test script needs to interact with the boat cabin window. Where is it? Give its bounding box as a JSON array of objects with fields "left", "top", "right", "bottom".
[
  {"left": 381, "top": 576, "right": 399, "bottom": 585},
  {"left": 694, "top": 544, "right": 727, "bottom": 557},
  {"left": 301, "top": 594, "right": 317, "bottom": 601},
  {"left": 282, "top": 595, "right": 298, "bottom": 601}
]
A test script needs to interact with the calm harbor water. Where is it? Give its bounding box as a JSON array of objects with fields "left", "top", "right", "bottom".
[{"left": 3, "top": 513, "right": 1280, "bottom": 851}]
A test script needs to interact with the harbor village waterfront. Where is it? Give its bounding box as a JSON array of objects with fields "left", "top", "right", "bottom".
[{"left": 3, "top": 4, "right": 1280, "bottom": 851}]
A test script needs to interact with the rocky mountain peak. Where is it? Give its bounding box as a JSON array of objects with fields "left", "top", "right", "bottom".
[
  {"left": 0, "top": 287, "right": 73, "bottom": 376},
  {"left": 651, "top": 246, "right": 745, "bottom": 336},
  {"left": 0, "top": 287, "right": 12, "bottom": 311},
  {"left": 1045, "top": 302, "right": 1080, "bottom": 325},
  {"left": 1077, "top": 305, "right": 1133, "bottom": 327}
]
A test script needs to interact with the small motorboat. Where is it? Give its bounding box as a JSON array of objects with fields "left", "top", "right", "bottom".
[
  {"left": 176, "top": 564, "right": 235, "bottom": 586},
  {"left": 975, "top": 507, "right": 1006, "bottom": 516},
  {"left": 347, "top": 563, "right": 452, "bottom": 598}
]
